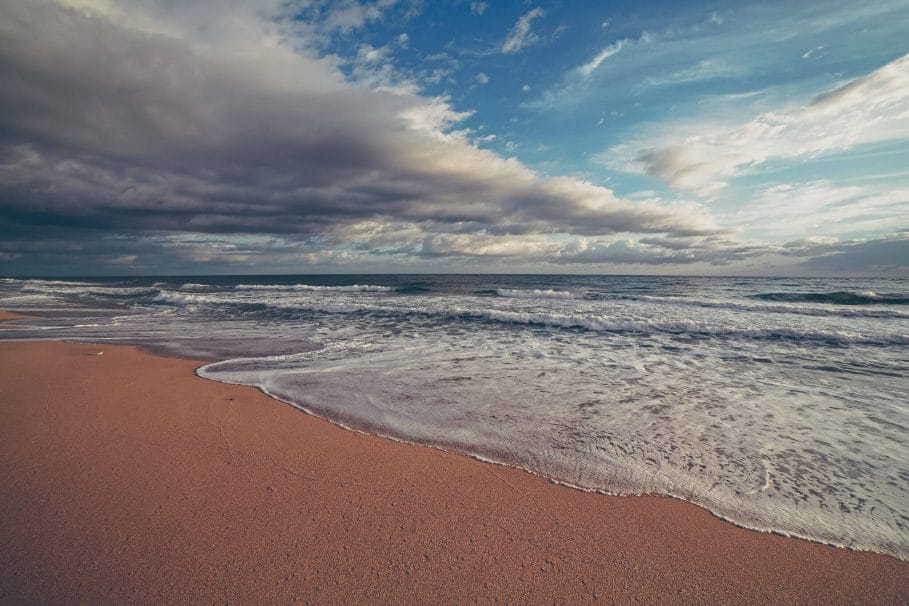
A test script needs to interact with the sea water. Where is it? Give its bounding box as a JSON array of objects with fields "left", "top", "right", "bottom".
[{"left": 1, "top": 275, "right": 907, "bottom": 558}]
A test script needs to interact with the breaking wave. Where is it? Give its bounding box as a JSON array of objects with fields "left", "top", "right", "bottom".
[
  {"left": 235, "top": 283, "right": 392, "bottom": 292},
  {"left": 753, "top": 291, "right": 909, "bottom": 306},
  {"left": 496, "top": 288, "right": 577, "bottom": 299}
]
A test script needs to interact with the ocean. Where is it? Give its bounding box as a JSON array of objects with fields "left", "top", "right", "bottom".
[{"left": 1, "top": 274, "right": 907, "bottom": 559}]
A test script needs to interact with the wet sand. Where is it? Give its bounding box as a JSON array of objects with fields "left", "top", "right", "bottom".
[
  {"left": 0, "top": 337, "right": 906, "bottom": 604},
  {"left": 0, "top": 310, "right": 30, "bottom": 327}
]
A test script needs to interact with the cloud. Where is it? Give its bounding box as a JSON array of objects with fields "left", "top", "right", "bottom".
[
  {"left": 605, "top": 53, "right": 909, "bottom": 195},
  {"left": 529, "top": 31, "right": 653, "bottom": 109},
  {"left": 418, "top": 229, "right": 768, "bottom": 266},
  {"left": 476, "top": 72, "right": 490, "bottom": 85},
  {"left": 726, "top": 181, "right": 909, "bottom": 237},
  {"left": 801, "top": 45, "right": 824, "bottom": 60},
  {"left": 357, "top": 43, "right": 391, "bottom": 63},
  {"left": 578, "top": 39, "right": 630, "bottom": 78},
  {"left": 786, "top": 232, "right": 909, "bottom": 275},
  {"left": 0, "top": 1, "right": 728, "bottom": 273},
  {"left": 324, "top": 1, "right": 400, "bottom": 32},
  {"left": 634, "top": 59, "right": 734, "bottom": 91},
  {"left": 502, "top": 7, "right": 544, "bottom": 54},
  {"left": 551, "top": 234, "right": 774, "bottom": 266},
  {"left": 422, "top": 232, "right": 562, "bottom": 257},
  {"left": 470, "top": 2, "right": 487, "bottom": 16}
]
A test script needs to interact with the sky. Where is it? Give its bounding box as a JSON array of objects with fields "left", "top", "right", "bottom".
[{"left": 0, "top": 0, "right": 907, "bottom": 276}]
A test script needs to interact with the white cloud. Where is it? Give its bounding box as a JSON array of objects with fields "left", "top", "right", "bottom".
[
  {"left": 502, "top": 7, "right": 544, "bottom": 54},
  {"left": 728, "top": 182, "right": 866, "bottom": 235},
  {"left": 476, "top": 72, "right": 490, "bottom": 85},
  {"left": 635, "top": 60, "right": 734, "bottom": 91},
  {"left": 420, "top": 232, "right": 753, "bottom": 265},
  {"left": 801, "top": 45, "right": 824, "bottom": 59},
  {"left": 578, "top": 39, "right": 629, "bottom": 78},
  {"left": 324, "top": 1, "right": 391, "bottom": 32},
  {"left": 603, "top": 53, "right": 909, "bottom": 195},
  {"left": 470, "top": 2, "right": 488, "bottom": 16},
  {"left": 424, "top": 233, "right": 562, "bottom": 257},
  {"left": 357, "top": 44, "right": 390, "bottom": 63},
  {"left": 700, "top": 180, "right": 909, "bottom": 249},
  {"left": 574, "top": 31, "right": 658, "bottom": 80}
]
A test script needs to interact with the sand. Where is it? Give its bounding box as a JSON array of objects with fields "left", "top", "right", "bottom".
[{"left": 0, "top": 337, "right": 906, "bottom": 604}]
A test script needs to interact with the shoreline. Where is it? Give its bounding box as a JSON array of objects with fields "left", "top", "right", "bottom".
[
  {"left": 4, "top": 305, "right": 895, "bottom": 559},
  {"left": 199, "top": 359, "right": 901, "bottom": 561},
  {"left": 5, "top": 308, "right": 877, "bottom": 557},
  {"left": 0, "top": 323, "right": 907, "bottom": 602},
  {"left": 0, "top": 310, "right": 31, "bottom": 328}
]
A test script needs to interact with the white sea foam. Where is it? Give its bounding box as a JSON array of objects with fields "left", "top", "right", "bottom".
[
  {"left": 457, "top": 306, "right": 893, "bottom": 342},
  {"left": 20, "top": 284, "right": 157, "bottom": 297},
  {"left": 235, "top": 283, "right": 391, "bottom": 292},
  {"left": 497, "top": 288, "right": 577, "bottom": 299},
  {"left": 3, "top": 278, "right": 100, "bottom": 287},
  {"left": 198, "top": 320, "right": 909, "bottom": 559},
  {"left": 153, "top": 291, "right": 210, "bottom": 306}
]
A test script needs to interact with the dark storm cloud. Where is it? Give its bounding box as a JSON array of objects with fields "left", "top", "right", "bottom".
[{"left": 0, "top": 0, "right": 723, "bottom": 265}]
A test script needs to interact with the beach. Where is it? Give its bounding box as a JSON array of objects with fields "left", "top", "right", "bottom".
[
  {"left": 1, "top": 332, "right": 906, "bottom": 603},
  {"left": 3, "top": 0, "right": 908, "bottom": 601}
]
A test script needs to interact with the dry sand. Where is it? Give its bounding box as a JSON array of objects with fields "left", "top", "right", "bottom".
[{"left": 0, "top": 336, "right": 906, "bottom": 604}]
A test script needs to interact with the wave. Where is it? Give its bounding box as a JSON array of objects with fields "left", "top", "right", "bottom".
[
  {"left": 394, "top": 284, "right": 433, "bottom": 294},
  {"left": 753, "top": 291, "right": 909, "bottom": 306},
  {"left": 179, "top": 283, "right": 209, "bottom": 290},
  {"left": 453, "top": 307, "right": 907, "bottom": 345},
  {"left": 18, "top": 284, "right": 160, "bottom": 299},
  {"left": 153, "top": 291, "right": 214, "bottom": 306},
  {"left": 235, "top": 284, "right": 391, "bottom": 292},
  {"left": 496, "top": 288, "right": 577, "bottom": 299},
  {"left": 637, "top": 295, "right": 909, "bottom": 319},
  {"left": 147, "top": 289, "right": 907, "bottom": 345},
  {"left": 6, "top": 278, "right": 101, "bottom": 288}
]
